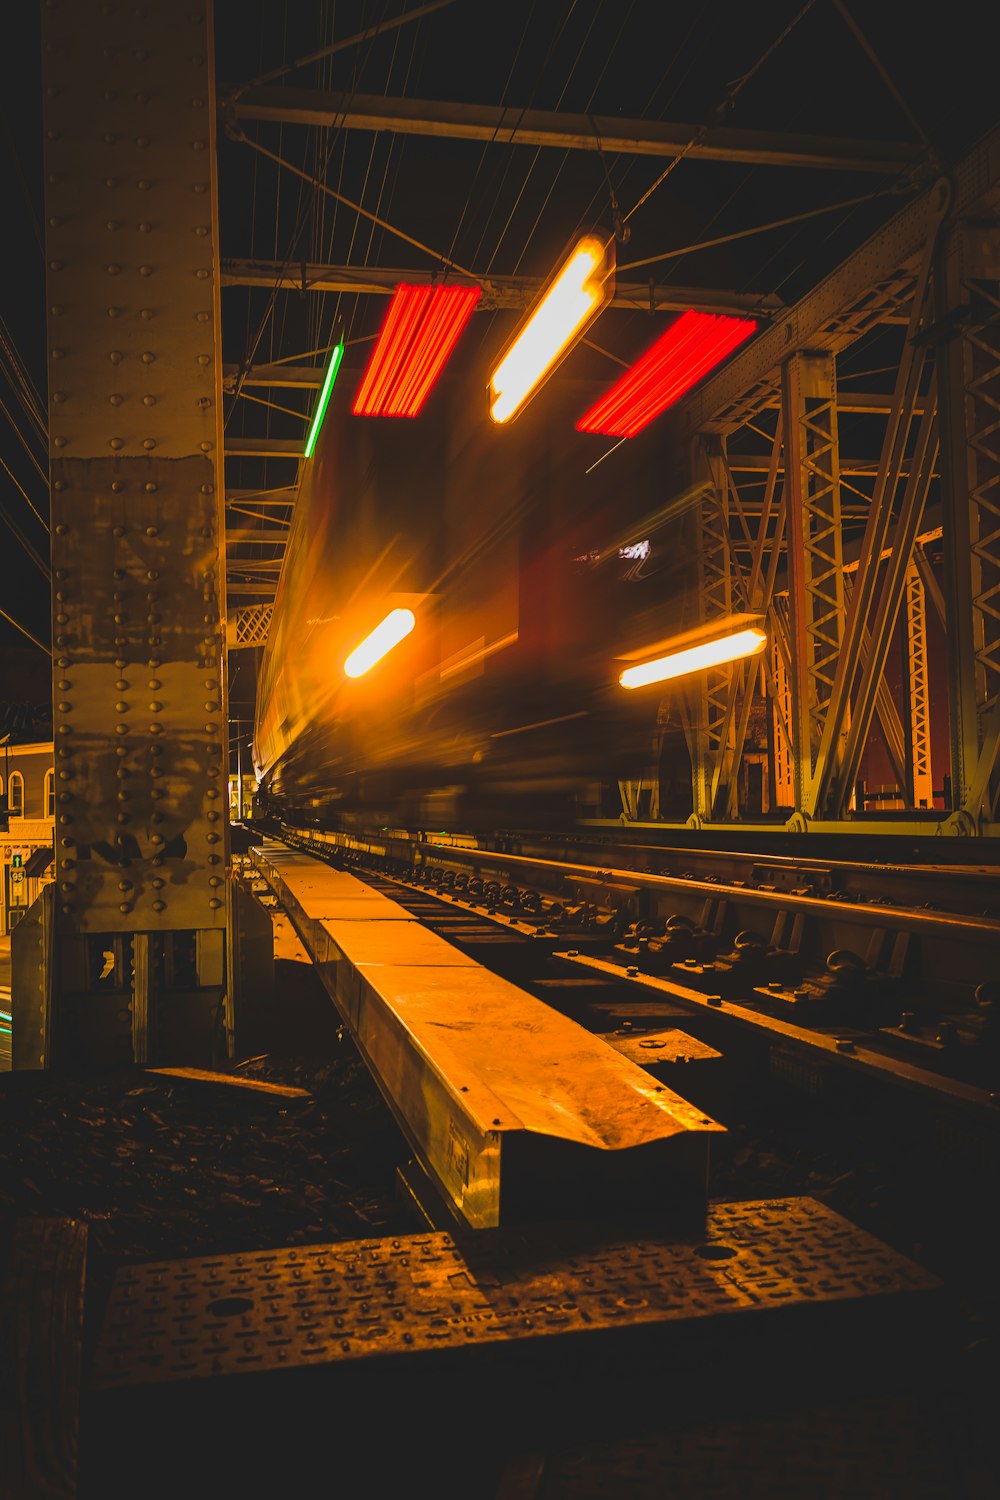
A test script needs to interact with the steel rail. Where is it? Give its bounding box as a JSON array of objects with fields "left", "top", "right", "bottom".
[
  {"left": 331, "top": 833, "right": 1000, "bottom": 942},
  {"left": 275, "top": 821, "right": 1000, "bottom": 1124}
]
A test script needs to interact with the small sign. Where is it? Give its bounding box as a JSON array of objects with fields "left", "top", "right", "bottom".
[
  {"left": 11, "top": 853, "right": 22, "bottom": 868},
  {"left": 10, "top": 867, "right": 24, "bottom": 884}
]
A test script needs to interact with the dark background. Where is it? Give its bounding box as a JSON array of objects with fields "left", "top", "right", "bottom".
[{"left": 2, "top": 0, "right": 997, "bottom": 754}]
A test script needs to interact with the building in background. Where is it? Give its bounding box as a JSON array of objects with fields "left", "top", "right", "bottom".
[{"left": 1, "top": 741, "right": 55, "bottom": 935}]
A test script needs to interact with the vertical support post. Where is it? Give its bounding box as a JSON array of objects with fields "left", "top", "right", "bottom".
[
  {"left": 689, "top": 438, "right": 733, "bottom": 820},
  {"left": 904, "top": 564, "right": 934, "bottom": 808},
  {"left": 130, "top": 934, "right": 150, "bottom": 1064},
  {"left": 937, "top": 226, "right": 1000, "bottom": 826},
  {"left": 781, "top": 351, "right": 846, "bottom": 817},
  {"left": 769, "top": 624, "right": 796, "bottom": 811},
  {"left": 21, "top": 0, "right": 232, "bottom": 1065}
]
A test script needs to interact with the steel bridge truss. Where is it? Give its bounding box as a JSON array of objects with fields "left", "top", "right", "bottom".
[{"left": 666, "top": 136, "right": 1000, "bottom": 835}]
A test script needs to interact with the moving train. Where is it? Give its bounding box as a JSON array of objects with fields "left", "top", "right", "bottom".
[{"left": 252, "top": 347, "right": 711, "bottom": 832}]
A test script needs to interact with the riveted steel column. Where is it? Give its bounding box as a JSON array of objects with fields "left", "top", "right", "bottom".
[
  {"left": 22, "top": 0, "right": 229, "bottom": 1065},
  {"left": 904, "top": 564, "right": 934, "bottom": 809}
]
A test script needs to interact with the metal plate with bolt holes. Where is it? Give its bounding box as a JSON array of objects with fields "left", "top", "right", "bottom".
[
  {"left": 602, "top": 1029, "right": 722, "bottom": 1067},
  {"left": 93, "top": 1198, "right": 937, "bottom": 1388}
]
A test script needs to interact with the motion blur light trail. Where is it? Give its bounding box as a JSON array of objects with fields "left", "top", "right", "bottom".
[
  {"left": 353, "top": 284, "right": 481, "bottom": 418},
  {"left": 490, "top": 235, "right": 613, "bottom": 423},
  {"left": 303, "top": 338, "right": 345, "bottom": 458},
  {"left": 343, "top": 607, "right": 416, "bottom": 678},
  {"left": 620, "top": 625, "right": 767, "bottom": 689},
  {"left": 578, "top": 311, "right": 756, "bottom": 438}
]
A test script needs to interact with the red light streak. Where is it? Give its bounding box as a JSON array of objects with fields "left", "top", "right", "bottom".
[
  {"left": 352, "top": 283, "right": 481, "bottom": 418},
  {"left": 576, "top": 311, "right": 756, "bottom": 438}
]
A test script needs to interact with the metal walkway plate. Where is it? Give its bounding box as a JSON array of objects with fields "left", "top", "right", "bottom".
[{"left": 93, "top": 1197, "right": 936, "bottom": 1389}]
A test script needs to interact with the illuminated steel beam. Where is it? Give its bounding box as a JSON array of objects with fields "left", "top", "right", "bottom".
[
  {"left": 223, "top": 364, "right": 325, "bottom": 389},
  {"left": 231, "top": 88, "right": 920, "bottom": 174},
  {"left": 225, "top": 437, "right": 303, "bottom": 457},
  {"left": 224, "top": 529, "right": 289, "bottom": 543},
  {"left": 764, "top": 391, "right": 930, "bottom": 415},
  {"left": 226, "top": 582, "right": 277, "bottom": 596},
  {"left": 727, "top": 453, "right": 934, "bottom": 477},
  {"left": 221, "top": 260, "right": 783, "bottom": 319}
]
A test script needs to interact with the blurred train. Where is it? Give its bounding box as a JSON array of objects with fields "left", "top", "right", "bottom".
[{"left": 252, "top": 352, "right": 705, "bottom": 833}]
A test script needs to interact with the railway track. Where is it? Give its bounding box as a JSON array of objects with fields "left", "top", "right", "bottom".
[
  {"left": 4, "top": 829, "right": 995, "bottom": 1496},
  {"left": 270, "top": 820, "right": 1000, "bottom": 1126}
]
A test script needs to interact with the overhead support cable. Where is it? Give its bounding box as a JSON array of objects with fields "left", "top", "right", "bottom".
[
  {"left": 0, "top": 501, "right": 50, "bottom": 580},
  {"left": 0, "top": 453, "right": 48, "bottom": 532},
  {"left": 0, "top": 316, "right": 48, "bottom": 439},
  {"left": 0, "top": 392, "right": 47, "bottom": 484},
  {"left": 831, "top": 0, "right": 932, "bottom": 150},
  {"left": 620, "top": 189, "right": 904, "bottom": 273},
  {"left": 225, "top": 0, "right": 458, "bottom": 104},
  {"left": 621, "top": 0, "right": 831, "bottom": 225},
  {"left": 226, "top": 129, "right": 478, "bottom": 280},
  {"left": 0, "top": 604, "right": 50, "bottom": 655},
  {"left": 236, "top": 389, "right": 312, "bottom": 422}
]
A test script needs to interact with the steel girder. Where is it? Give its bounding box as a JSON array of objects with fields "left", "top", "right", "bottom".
[
  {"left": 904, "top": 566, "right": 935, "bottom": 809},
  {"left": 228, "top": 87, "right": 923, "bottom": 174},
  {"left": 808, "top": 206, "right": 945, "bottom": 819},
  {"left": 221, "top": 260, "right": 782, "bottom": 320},
  {"left": 938, "top": 225, "right": 1000, "bottom": 827},
  {"left": 668, "top": 132, "right": 1000, "bottom": 439}
]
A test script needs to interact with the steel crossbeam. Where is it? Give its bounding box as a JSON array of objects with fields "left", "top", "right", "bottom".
[
  {"left": 221, "top": 260, "right": 782, "bottom": 320},
  {"left": 228, "top": 87, "right": 923, "bottom": 174}
]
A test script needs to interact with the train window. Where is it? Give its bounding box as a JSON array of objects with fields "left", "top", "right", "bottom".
[{"left": 618, "top": 540, "right": 650, "bottom": 561}]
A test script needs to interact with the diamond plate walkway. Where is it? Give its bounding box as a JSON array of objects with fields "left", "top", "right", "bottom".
[
  {"left": 94, "top": 1197, "right": 934, "bottom": 1386},
  {"left": 83, "top": 1197, "right": 943, "bottom": 1496}
]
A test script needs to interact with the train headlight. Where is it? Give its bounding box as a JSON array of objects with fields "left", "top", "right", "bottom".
[
  {"left": 619, "top": 618, "right": 767, "bottom": 689},
  {"left": 489, "top": 234, "right": 614, "bottom": 424},
  {"left": 344, "top": 608, "right": 416, "bottom": 679}
]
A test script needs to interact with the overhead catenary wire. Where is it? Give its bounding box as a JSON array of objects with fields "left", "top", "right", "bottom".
[
  {"left": 0, "top": 604, "right": 50, "bottom": 655},
  {"left": 620, "top": 187, "right": 903, "bottom": 274},
  {"left": 621, "top": 0, "right": 821, "bottom": 225},
  {"left": 0, "top": 501, "right": 50, "bottom": 581},
  {"left": 229, "top": 131, "right": 480, "bottom": 281},
  {"left": 0, "top": 453, "right": 48, "bottom": 533},
  {"left": 226, "top": 0, "right": 444, "bottom": 429},
  {"left": 831, "top": 0, "right": 932, "bottom": 149},
  {"left": 225, "top": 0, "right": 457, "bottom": 102}
]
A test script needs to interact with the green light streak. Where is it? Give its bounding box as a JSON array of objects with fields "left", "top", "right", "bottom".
[{"left": 303, "top": 340, "right": 345, "bottom": 459}]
